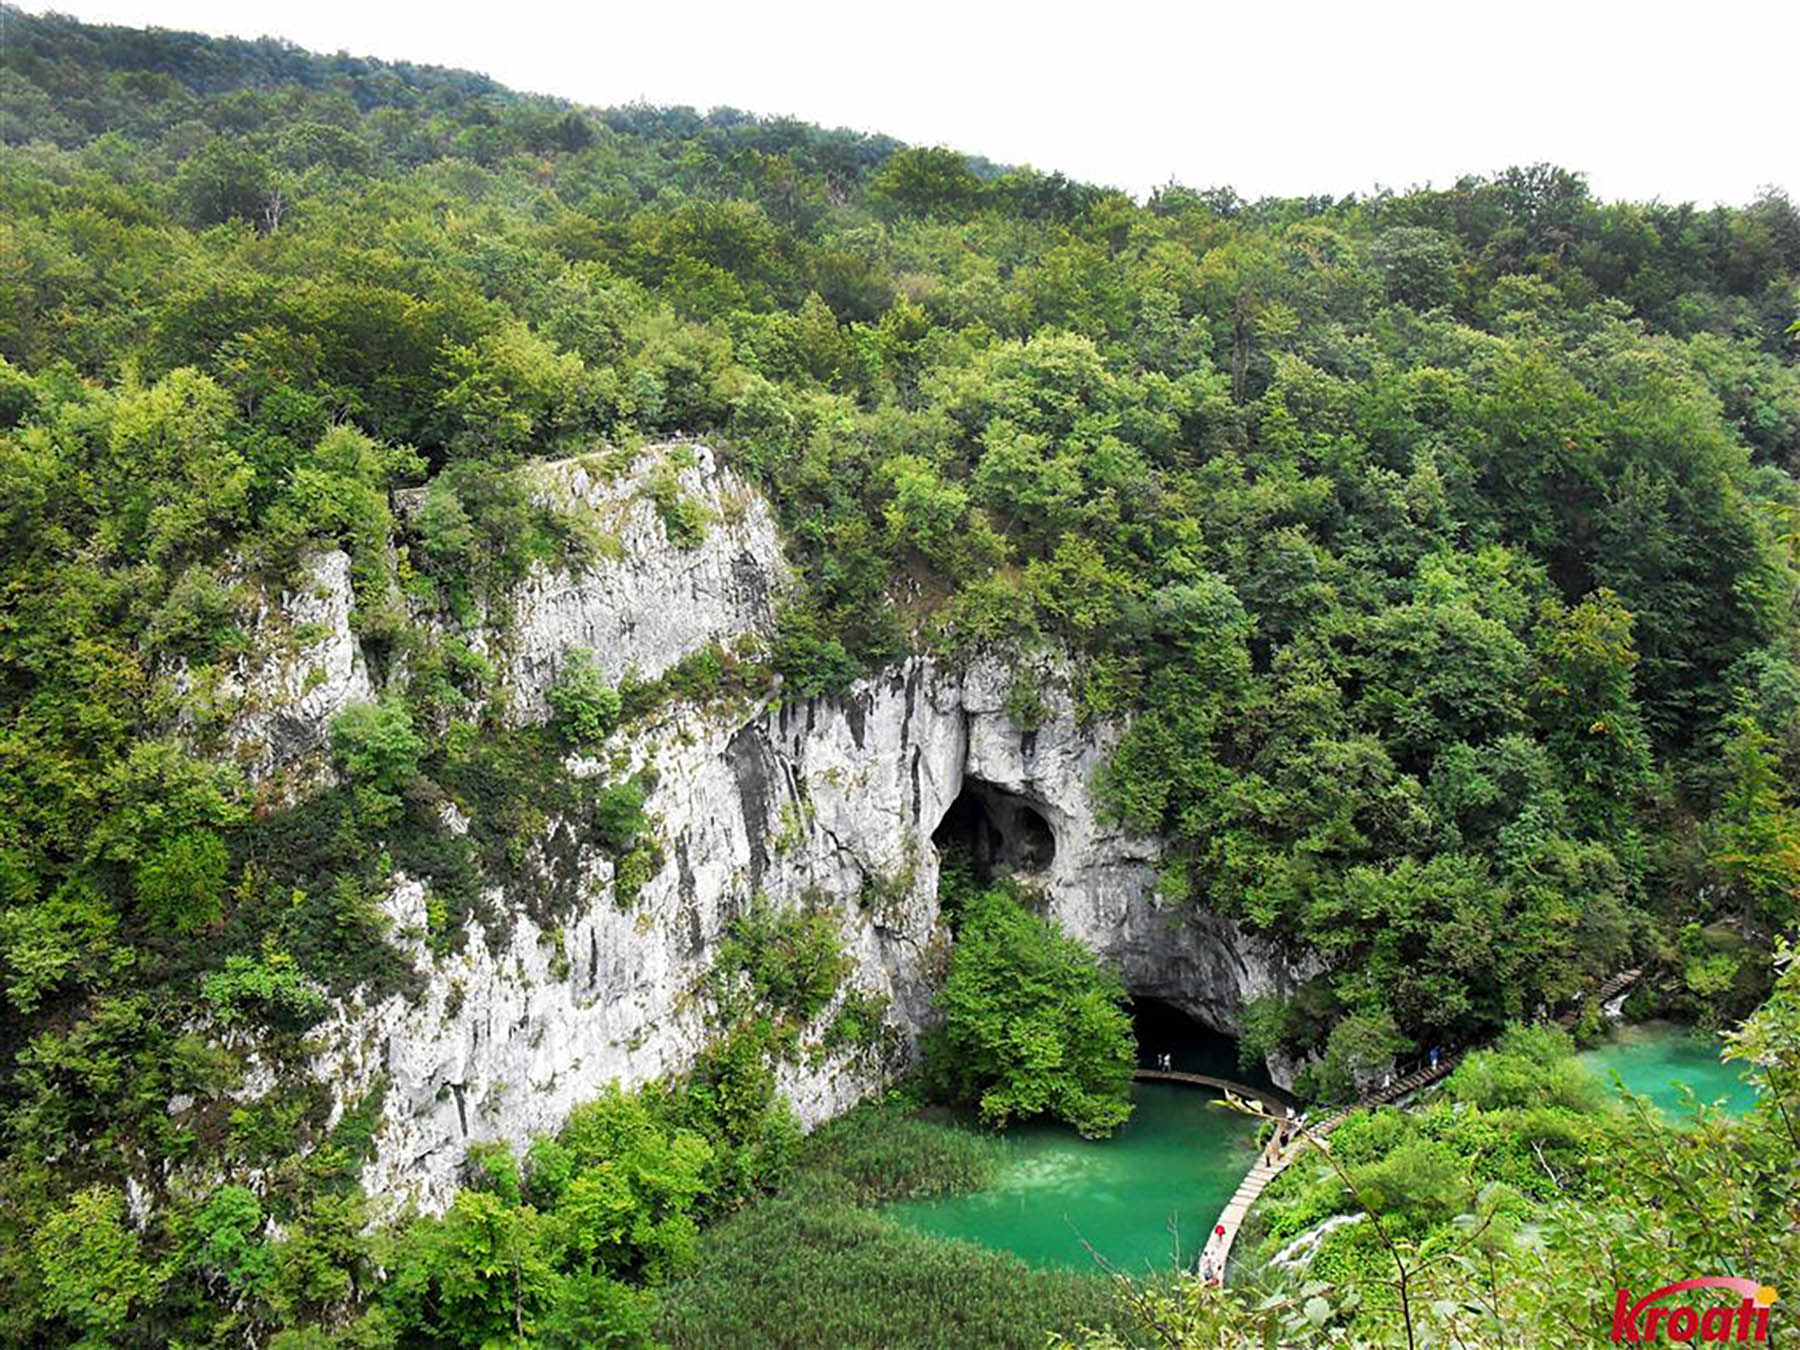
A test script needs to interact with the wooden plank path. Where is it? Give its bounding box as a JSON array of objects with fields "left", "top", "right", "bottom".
[
  {"left": 1167, "top": 967, "right": 1642, "bottom": 1286},
  {"left": 1132, "top": 1069, "right": 1300, "bottom": 1114}
]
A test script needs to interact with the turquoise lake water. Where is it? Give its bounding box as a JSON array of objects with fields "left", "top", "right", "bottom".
[
  {"left": 884, "top": 1018, "right": 1757, "bottom": 1274},
  {"left": 884, "top": 1082, "right": 1261, "bottom": 1274},
  {"left": 1579, "top": 1020, "right": 1760, "bottom": 1119}
]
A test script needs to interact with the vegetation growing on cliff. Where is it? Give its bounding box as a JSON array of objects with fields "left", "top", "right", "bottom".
[
  {"left": 0, "top": 6, "right": 1797, "bottom": 1345},
  {"left": 923, "top": 872, "right": 1136, "bottom": 1137}
]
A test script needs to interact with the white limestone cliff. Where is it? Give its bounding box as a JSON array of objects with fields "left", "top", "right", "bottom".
[
  {"left": 232, "top": 443, "right": 1304, "bottom": 1214},
  {"left": 506, "top": 444, "right": 790, "bottom": 711}
]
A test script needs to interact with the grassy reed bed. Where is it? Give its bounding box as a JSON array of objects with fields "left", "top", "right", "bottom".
[{"left": 656, "top": 1098, "right": 1128, "bottom": 1349}]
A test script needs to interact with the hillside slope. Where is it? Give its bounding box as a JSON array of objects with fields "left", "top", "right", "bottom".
[{"left": 0, "top": 8, "right": 1798, "bottom": 1346}]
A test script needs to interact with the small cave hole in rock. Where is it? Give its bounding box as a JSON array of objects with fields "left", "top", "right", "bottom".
[
  {"left": 1131, "top": 997, "right": 1271, "bottom": 1088},
  {"left": 931, "top": 779, "right": 1057, "bottom": 887}
]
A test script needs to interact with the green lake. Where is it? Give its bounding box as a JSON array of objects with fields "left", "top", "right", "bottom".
[
  {"left": 1579, "top": 1020, "right": 1760, "bottom": 1120},
  {"left": 884, "top": 1081, "right": 1262, "bottom": 1274},
  {"left": 885, "top": 1017, "right": 1762, "bottom": 1275}
]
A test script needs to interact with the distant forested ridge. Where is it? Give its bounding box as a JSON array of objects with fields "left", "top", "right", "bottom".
[{"left": 0, "top": 6, "right": 1798, "bottom": 1346}]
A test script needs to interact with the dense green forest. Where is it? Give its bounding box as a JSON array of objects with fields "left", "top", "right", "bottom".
[{"left": 1, "top": 6, "right": 1798, "bottom": 1346}]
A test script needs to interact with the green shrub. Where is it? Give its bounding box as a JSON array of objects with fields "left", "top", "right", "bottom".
[
  {"left": 1297, "top": 1009, "right": 1411, "bottom": 1103},
  {"left": 645, "top": 469, "right": 709, "bottom": 548},
  {"left": 546, "top": 649, "right": 623, "bottom": 748},
  {"left": 593, "top": 779, "right": 651, "bottom": 852},
  {"left": 714, "top": 902, "right": 851, "bottom": 1026},
  {"left": 771, "top": 606, "right": 863, "bottom": 699},
  {"left": 1445, "top": 1025, "right": 1601, "bottom": 1112},
  {"left": 192, "top": 1185, "right": 274, "bottom": 1297},
  {"left": 925, "top": 882, "right": 1135, "bottom": 1137},
  {"left": 1003, "top": 667, "right": 1050, "bottom": 732},
  {"left": 824, "top": 987, "right": 892, "bottom": 1055},
  {"left": 612, "top": 842, "right": 663, "bottom": 910},
  {"left": 201, "top": 946, "right": 328, "bottom": 1032},
  {"left": 32, "top": 1186, "right": 166, "bottom": 1342},
  {"left": 0, "top": 881, "right": 119, "bottom": 1014},
  {"left": 330, "top": 698, "right": 424, "bottom": 827},
  {"left": 136, "top": 828, "right": 231, "bottom": 933}
]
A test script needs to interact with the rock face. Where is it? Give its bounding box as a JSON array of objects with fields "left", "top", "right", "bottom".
[
  {"left": 241, "top": 444, "right": 1302, "bottom": 1214},
  {"left": 507, "top": 445, "right": 790, "bottom": 713},
  {"left": 227, "top": 549, "right": 375, "bottom": 784}
]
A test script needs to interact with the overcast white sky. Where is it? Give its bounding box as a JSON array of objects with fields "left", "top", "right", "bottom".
[{"left": 19, "top": 0, "right": 1797, "bottom": 205}]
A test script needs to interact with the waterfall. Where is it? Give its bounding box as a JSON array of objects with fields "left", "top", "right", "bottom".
[{"left": 1270, "top": 1213, "right": 1366, "bottom": 1270}]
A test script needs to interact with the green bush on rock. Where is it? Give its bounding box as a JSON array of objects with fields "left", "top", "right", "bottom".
[
  {"left": 546, "top": 649, "right": 622, "bottom": 749},
  {"left": 925, "top": 880, "right": 1136, "bottom": 1137}
]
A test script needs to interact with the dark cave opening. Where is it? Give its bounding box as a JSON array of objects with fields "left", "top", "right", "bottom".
[
  {"left": 1130, "top": 997, "right": 1271, "bottom": 1088},
  {"left": 931, "top": 778, "right": 1057, "bottom": 884}
]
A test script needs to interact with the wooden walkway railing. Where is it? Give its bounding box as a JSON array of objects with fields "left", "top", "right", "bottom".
[{"left": 1171, "top": 967, "right": 1642, "bottom": 1286}]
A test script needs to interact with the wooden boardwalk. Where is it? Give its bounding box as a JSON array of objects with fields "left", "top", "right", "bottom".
[
  {"left": 1132, "top": 1069, "right": 1300, "bottom": 1114},
  {"left": 1172, "top": 967, "right": 1642, "bottom": 1286}
]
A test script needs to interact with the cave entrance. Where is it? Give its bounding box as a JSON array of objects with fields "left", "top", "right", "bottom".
[
  {"left": 931, "top": 778, "right": 1057, "bottom": 884},
  {"left": 1131, "top": 997, "right": 1269, "bottom": 1088}
]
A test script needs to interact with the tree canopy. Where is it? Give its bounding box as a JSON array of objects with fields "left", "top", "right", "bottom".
[
  {"left": 0, "top": 7, "right": 1798, "bottom": 1346},
  {"left": 925, "top": 876, "right": 1136, "bottom": 1137}
]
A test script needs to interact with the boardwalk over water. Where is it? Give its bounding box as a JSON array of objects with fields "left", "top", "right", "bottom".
[
  {"left": 1151, "top": 967, "right": 1643, "bottom": 1286},
  {"left": 1131, "top": 1069, "right": 1299, "bottom": 1115}
]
